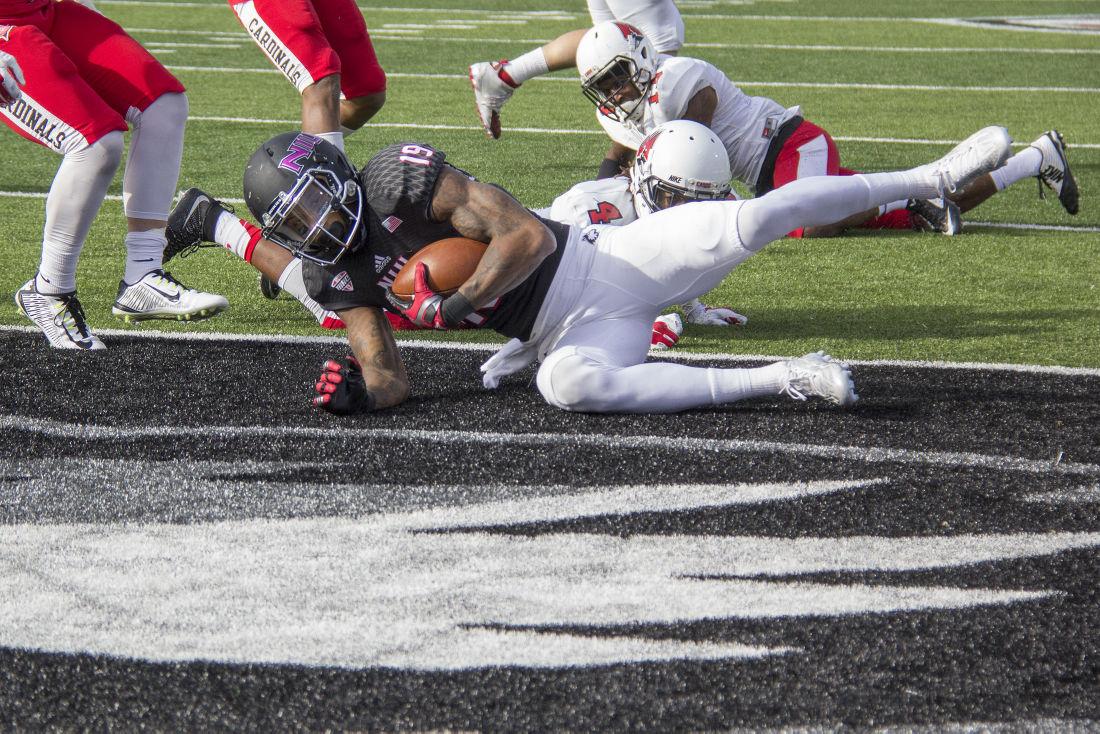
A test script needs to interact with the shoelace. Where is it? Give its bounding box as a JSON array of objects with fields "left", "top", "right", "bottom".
[
  {"left": 151, "top": 269, "right": 195, "bottom": 294},
  {"left": 52, "top": 293, "right": 92, "bottom": 338}
]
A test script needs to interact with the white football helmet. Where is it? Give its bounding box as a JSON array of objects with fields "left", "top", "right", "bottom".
[
  {"left": 576, "top": 21, "right": 658, "bottom": 123},
  {"left": 630, "top": 120, "right": 734, "bottom": 214}
]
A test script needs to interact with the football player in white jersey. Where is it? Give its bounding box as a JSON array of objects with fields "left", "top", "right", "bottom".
[
  {"left": 575, "top": 21, "right": 1079, "bottom": 237},
  {"left": 536, "top": 120, "right": 748, "bottom": 339},
  {"left": 468, "top": 0, "right": 683, "bottom": 139}
]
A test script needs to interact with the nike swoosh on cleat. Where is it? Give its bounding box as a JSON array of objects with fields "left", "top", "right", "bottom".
[{"left": 147, "top": 286, "right": 181, "bottom": 303}]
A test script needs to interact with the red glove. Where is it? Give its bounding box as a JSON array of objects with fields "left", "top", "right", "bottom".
[
  {"left": 650, "top": 313, "right": 683, "bottom": 351},
  {"left": 312, "top": 357, "right": 376, "bottom": 414},
  {"left": 386, "top": 262, "right": 447, "bottom": 329}
]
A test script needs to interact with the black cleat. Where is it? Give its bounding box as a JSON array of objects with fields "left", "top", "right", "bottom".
[
  {"left": 907, "top": 197, "right": 962, "bottom": 236},
  {"left": 164, "top": 188, "right": 233, "bottom": 264},
  {"left": 259, "top": 273, "right": 282, "bottom": 299},
  {"left": 1032, "top": 130, "right": 1079, "bottom": 215}
]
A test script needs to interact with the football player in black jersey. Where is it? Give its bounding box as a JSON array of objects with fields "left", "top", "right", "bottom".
[{"left": 166, "top": 127, "right": 1012, "bottom": 414}]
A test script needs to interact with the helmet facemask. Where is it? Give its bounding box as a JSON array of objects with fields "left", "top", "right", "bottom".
[
  {"left": 262, "top": 166, "right": 363, "bottom": 266},
  {"left": 581, "top": 56, "right": 653, "bottom": 123}
]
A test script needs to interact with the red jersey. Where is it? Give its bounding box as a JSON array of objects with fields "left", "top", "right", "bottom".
[{"left": 0, "top": 0, "right": 50, "bottom": 21}]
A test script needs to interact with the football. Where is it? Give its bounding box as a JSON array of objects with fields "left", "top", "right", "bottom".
[{"left": 390, "top": 237, "right": 487, "bottom": 299}]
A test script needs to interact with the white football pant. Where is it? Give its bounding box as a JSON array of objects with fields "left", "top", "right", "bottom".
[{"left": 534, "top": 169, "right": 936, "bottom": 413}]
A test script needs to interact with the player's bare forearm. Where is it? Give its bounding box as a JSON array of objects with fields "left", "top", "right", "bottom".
[
  {"left": 682, "top": 86, "right": 717, "bottom": 127},
  {"left": 341, "top": 306, "right": 410, "bottom": 408},
  {"left": 431, "top": 168, "right": 555, "bottom": 306}
]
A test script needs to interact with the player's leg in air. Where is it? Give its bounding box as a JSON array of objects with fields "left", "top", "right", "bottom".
[
  {"left": 530, "top": 126, "right": 1012, "bottom": 413},
  {"left": 228, "top": 0, "right": 386, "bottom": 300},
  {"left": 949, "top": 130, "right": 1078, "bottom": 217},
  {"left": 760, "top": 120, "right": 962, "bottom": 238},
  {"left": 1, "top": 2, "right": 225, "bottom": 350},
  {"left": 469, "top": 0, "right": 682, "bottom": 139}
]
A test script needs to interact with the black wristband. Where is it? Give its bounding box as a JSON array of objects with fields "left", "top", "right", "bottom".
[
  {"left": 440, "top": 293, "right": 476, "bottom": 327},
  {"left": 596, "top": 157, "right": 622, "bottom": 180}
]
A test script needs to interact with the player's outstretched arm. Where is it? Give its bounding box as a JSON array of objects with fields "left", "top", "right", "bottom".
[
  {"left": 432, "top": 168, "right": 556, "bottom": 310},
  {"left": 313, "top": 306, "right": 409, "bottom": 414}
]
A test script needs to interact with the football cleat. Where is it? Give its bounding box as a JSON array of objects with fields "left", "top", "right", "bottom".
[
  {"left": 907, "top": 197, "right": 962, "bottom": 235},
  {"left": 112, "top": 269, "right": 229, "bottom": 323},
  {"left": 780, "top": 351, "right": 858, "bottom": 406},
  {"left": 1031, "top": 130, "right": 1078, "bottom": 215},
  {"left": 259, "top": 273, "right": 282, "bottom": 299},
  {"left": 16, "top": 278, "right": 106, "bottom": 350},
  {"left": 164, "top": 187, "right": 232, "bottom": 264},
  {"left": 921, "top": 126, "right": 1013, "bottom": 195},
  {"left": 469, "top": 60, "right": 518, "bottom": 139}
]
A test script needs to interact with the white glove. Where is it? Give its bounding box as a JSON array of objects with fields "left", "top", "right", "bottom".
[
  {"left": 683, "top": 298, "right": 748, "bottom": 327},
  {"left": 650, "top": 313, "right": 683, "bottom": 351},
  {"left": 480, "top": 338, "right": 537, "bottom": 389},
  {"left": 0, "top": 50, "right": 25, "bottom": 106}
]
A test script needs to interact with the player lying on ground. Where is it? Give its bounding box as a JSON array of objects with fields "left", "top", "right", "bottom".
[
  {"left": 0, "top": 0, "right": 226, "bottom": 350},
  {"left": 574, "top": 22, "right": 1079, "bottom": 236},
  {"left": 163, "top": 122, "right": 748, "bottom": 348},
  {"left": 469, "top": 0, "right": 683, "bottom": 139},
  {"left": 166, "top": 124, "right": 1012, "bottom": 414}
]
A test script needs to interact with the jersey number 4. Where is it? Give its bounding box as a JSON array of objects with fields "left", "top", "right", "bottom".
[{"left": 587, "top": 201, "right": 622, "bottom": 225}]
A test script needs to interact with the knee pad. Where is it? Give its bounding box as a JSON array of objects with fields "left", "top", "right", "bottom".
[
  {"left": 537, "top": 346, "right": 618, "bottom": 413},
  {"left": 70, "top": 129, "right": 124, "bottom": 173}
]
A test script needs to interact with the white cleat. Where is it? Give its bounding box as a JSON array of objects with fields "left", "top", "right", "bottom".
[
  {"left": 112, "top": 269, "right": 228, "bottom": 323},
  {"left": 780, "top": 351, "right": 858, "bottom": 406},
  {"left": 1031, "top": 130, "right": 1079, "bottom": 215},
  {"left": 469, "top": 60, "right": 518, "bottom": 139},
  {"left": 922, "top": 125, "right": 1013, "bottom": 195},
  {"left": 16, "top": 278, "right": 106, "bottom": 350}
]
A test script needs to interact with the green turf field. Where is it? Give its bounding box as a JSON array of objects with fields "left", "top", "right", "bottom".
[{"left": 1, "top": 0, "right": 1097, "bottom": 366}]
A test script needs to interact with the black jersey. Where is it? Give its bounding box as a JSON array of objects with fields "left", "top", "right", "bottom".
[{"left": 302, "top": 142, "right": 569, "bottom": 341}]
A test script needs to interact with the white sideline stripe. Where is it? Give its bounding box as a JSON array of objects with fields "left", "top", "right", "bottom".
[
  {"left": 162, "top": 65, "right": 1100, "bottom": 94},
  {"left": 2, "top": 188, "right": 1097, "bottom": 232},
  {"left": 126, "top": 25, "right": 1100, "bottom": 56},
  {"left": 1, "top": 190, "right": 1097, "bottom": 234},
  {"left": 2, "top": 324, "right": 1099, "bottom": 377},
  {"left": 179, "top": 116, "right": 1100, "bottom": 150},
  {"left": 2, "top": 414, "right": 1097, "bottom": 478}
]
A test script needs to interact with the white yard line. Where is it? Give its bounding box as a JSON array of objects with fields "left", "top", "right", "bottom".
[
  {"left": 2, "top": 413, "right": 1096, "bottom": 478},
  {"left": 1, "top": 324, "right": 1098, "bottom": 376},
  {"left": 162, "top": 65, "right": 1100, "bottom": 95},
  {"left": 2, "top": 189, "right": 1097, "bottom": 233}
]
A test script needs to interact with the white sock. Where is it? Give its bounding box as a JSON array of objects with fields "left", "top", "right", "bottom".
[
  {"left": 123, "top": 229, "right": 166, "bottom": 284},
  {"left": 506, "top": 48, "right": 549, "bottom": 85},
  {"left": 711, "top": 362, "right": 789, "bottom": 402},
  {"left": 37, "top": 132, "right": 124, "bottom": 294},
  {"left": 878, "top": 199, "right": 908, "bottom": 215},
  {"left": 316, "top": 130, "right": 345, "bottom": 153},
  {"left": 214, "top": 211, "right": 254, "bottom": 259},
  {"left": 274, "top": 258, "right": 329, "bottom": 323},
  {"left": 989, "top": 146, "right": 1042, "bottom": 191}
]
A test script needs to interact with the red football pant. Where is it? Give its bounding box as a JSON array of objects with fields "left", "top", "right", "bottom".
[
  {"left": 0, "top": 0, "right": 184, "bottom": 153},
  {"left": 772, "top": 120, "right": 913, "bottom": 237},
  {"left": 229, "top": 0, "right": 386, "bottom": 98}
]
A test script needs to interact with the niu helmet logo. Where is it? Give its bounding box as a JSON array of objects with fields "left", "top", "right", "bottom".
[{"left": 278, "top": 133, "right": 321, "bottom": 174}]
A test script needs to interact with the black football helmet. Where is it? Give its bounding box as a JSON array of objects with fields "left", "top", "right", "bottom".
[{"left": 243, "top": 132, "right": 364, "bottom": 266}]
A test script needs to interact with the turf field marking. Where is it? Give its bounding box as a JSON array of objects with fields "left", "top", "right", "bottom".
[
  {"left": 165, "top": 65, "right": 1100, "bottom": 95},
  {"left": 2, "top": 324, "right": 1099, "bottom": 376},
  {"left": 127, "top": 25, "right": 1100, "bottom": 56},
  {"left": 4, "top": 414, "right": 1098, "bottom": 478},
  {"left": 5, "top": 190, "right": 1100, "bottom": 233}
]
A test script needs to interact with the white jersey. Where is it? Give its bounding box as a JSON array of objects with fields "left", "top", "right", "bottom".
[
  {"left": 596, "top": 56, "right": 802, "bottom": 188},
  {"left": 537, "top": 176, "right": 639, "bottom": 228},
  {"left": 586, "top": 0, "right": 684, "bottom": 54}
]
